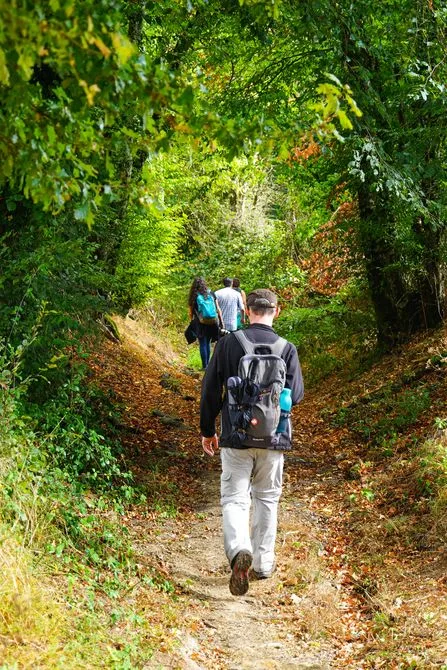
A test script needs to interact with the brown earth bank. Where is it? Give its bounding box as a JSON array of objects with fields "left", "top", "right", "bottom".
[{"left": 89, "top": 315, "right": 447, "bottom": 669}]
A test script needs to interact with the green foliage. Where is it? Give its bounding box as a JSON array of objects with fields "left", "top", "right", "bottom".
[
  {"left": 186, "top": 346, "right": 203, "bottom": 371},
  {"left": 275, "top": 153, "right": 342, "bottom": 246},
  {"left": 415, "top": 432, "right": 447, "bottom": 545},
  {"left": 333, "top": 384, "right": 432, "bottom": 447},
  {"left": 312, "top": 77, "right": 363, "bottom": 142},
  {"left": 2, "top": 0, "right": 445, "bottom": 352},
  {"left": 29, "top": 381, "right": 130, "bottom": 487},
  {"left": 187, "top": 0, "right": 447, "bottom": 341},
  {"left": 0, "top": 343, "right": 159, "bottom": 670},
  {"left": 0, "top": 336, "right": 137, "bottom": 526},
  {"left": 0, "top": 334, "right": 184, "bottom": 668},
  {"left": 416, "top": 435, "right": 447, "bottom": 500},
  {"left": 337, "top": 2, "right": 447, "bottom": 340},
  {"left": 0, "top": 0, "right": 202, "bottom": 218},
  {"left": 0, "top": 204, "right": 111, "bottom": 392},
  {"left": 114, "top": 205, "right": 184, "bottom": 306},
  {"left": 276, "top": 286, "right": 376, "bottom": 382},
  {"left": 156, "top": 143, "right": 311, "bottom": 301},
  {"left": 0, "top": 0, "right": 358, "bottom": 224},
  {"left": 1, "top": 2, "right": 447, "bottom": 662}
]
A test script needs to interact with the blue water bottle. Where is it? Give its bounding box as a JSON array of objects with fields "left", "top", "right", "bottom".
[{"left": 276, "top": 388, "right": 292, "bottom": 434}]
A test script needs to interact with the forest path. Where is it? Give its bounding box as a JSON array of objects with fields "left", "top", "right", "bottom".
[
  {"left": 134, "top": 466, "right": 334, "bottom": 670},
  {"left": 90, "top": 316, "right": 447, "bottom": 669}
]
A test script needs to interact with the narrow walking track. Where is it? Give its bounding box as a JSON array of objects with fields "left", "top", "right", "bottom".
[
  {"left": 90, "top": 317, "right": 447, "bottom": 668},
  {"left": 91, "top": 320, "right": 338, "bottom": 668},
  {"left": 133, "top": 468, "right": 334, "bottom": 670}
]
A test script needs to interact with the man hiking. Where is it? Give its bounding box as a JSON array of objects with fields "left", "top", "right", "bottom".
[
  {"left": 215, "top": 277, "right": 245, "bottom": 333},
  {"left": 200, "top": 289, "right": 304, "bottom": 596}
]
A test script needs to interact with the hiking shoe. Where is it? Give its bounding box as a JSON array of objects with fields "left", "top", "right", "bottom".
[
  {"left": 229, "top": 550, "right": 252, "bottom": 596},
  {"left": 251, "top": 561, "right": 277, "bottom": 580}
]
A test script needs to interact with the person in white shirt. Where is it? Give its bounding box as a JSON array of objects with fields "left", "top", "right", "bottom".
[{"left": 215, "top": 278, "right": 245, "bottom": 332}]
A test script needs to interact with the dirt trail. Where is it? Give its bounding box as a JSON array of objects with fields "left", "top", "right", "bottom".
[
  {"left": 135, "top": 466, "right": 335, "bottom": 670},
  {"left": 92, "top": 316, "right": 447, "bottom": 669},
  {"left": 92, "top": 318, "right": 349, "bottom": 668}
]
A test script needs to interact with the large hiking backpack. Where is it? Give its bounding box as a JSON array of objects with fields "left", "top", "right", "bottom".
[
  {"left": 196, "top": 292, "right": 217, "bottom": 325},
  {"left": 226, "top": 331, "right": 292, "bottom": 450}
]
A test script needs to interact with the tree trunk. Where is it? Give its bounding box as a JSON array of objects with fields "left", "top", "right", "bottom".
[{"left": 358, "top": 186, "right": 446, "bottom": 346}]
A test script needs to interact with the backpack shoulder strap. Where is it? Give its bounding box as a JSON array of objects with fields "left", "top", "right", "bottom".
[
  {"left": 233, "top": 330, "right": 288, "bottom": 357},
  {"left": 267, "top": 336, "right": 288, "bottom": 357},
  {"left": 233, "top": 330, "right": 255, "bottom": 355}
]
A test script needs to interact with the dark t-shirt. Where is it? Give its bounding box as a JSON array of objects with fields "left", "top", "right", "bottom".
[{"left": 200, "top": 323, "right": 304, "bottom": 444}]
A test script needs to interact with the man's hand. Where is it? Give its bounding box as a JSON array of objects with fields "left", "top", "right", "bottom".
[{"left": 202, "top": 434, "right": 219, "bottom": 456}]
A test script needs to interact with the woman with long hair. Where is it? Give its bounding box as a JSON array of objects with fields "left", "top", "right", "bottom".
[{"left": 188, "top": 277, "right": 221, "bottom": 369}]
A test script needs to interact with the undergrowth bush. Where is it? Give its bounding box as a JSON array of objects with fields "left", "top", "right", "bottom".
[
  {"left": 26, "top": 372, "right": 131, "bottom": 488},
  {"left": 0, "top": 335, "right": 139, "bottom": 554},
  {"left": 276, "top": 287, "right": 376, "bottom": 383},
  {"left": 333, "top": 384, "right": 432, "bottom": 448},
  {"left": 416, "top": 434, "right": 447, "bottom": 502},
  {"left": 0, "top": 213, "right": 115, "bottom": 431},
  {"left": 413, "top": 429, "right": 447, "bottom": 546},
  {"left": 0, "top": 335, "right": 170, "bottom": 665}
]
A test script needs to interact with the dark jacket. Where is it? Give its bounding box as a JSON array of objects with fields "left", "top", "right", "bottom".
[
  {"left": 200, "top": 324, "right": 304, "bottom": 447},
  {"left": 184, "top": 319, "right": 199, "bottom": 344}
]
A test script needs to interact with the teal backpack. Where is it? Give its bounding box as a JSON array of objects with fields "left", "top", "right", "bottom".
[{"left": 196, "top": 292, "right": 217, "bottom": 325}]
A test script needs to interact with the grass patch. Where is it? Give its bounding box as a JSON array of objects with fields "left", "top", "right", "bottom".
[
  {"left": 185, "top": 345, "right": 202, "bottom": 371},
  {"left": 0, "top": 530, "right": 67, "bottom": 667},
  {"left": 332, "top": 383, "right": 432, "bottom": 447},
  {"left": 415, "top": 432, "right": 447, "bottom": 544}
]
